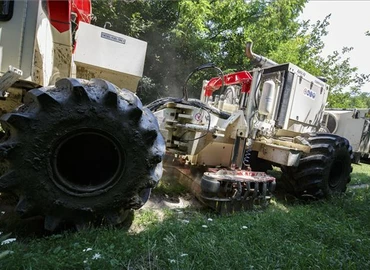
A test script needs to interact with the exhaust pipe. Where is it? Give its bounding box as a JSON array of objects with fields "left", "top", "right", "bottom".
[{"left": 245, "top": 42, "right": 278, "bottom": 68}]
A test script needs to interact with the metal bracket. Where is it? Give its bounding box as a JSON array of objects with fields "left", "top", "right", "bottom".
[{"left": 0, "top": 66, "right": 23, "bottom": 98}]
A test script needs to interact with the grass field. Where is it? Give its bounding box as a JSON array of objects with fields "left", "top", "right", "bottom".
[
  {"left": 0, "top": 163, "right": 369, "bottom": 269},
  {"left": 350, "top": 161, "right": 370, "bottom": 185}
]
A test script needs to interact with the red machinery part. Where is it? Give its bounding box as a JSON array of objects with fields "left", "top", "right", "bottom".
[
  {"left": 46, "top": 0, "right": 91, "bottom": 33},
  {"left": 71, "top": 0, "right": 92, "bottom": 24},
  {"left": 204, "top": 71, "right": 253, "bottom": 97},
  {"left": 46, "top": 0, "right": 71, "bottom": 33},
  {"left": 206, "top": 168, "right": 276, "bottom": 182}
]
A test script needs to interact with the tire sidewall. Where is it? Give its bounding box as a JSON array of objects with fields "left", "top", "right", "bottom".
[{"left": 321, "top": 142, "right": 352, "bottom": 196}]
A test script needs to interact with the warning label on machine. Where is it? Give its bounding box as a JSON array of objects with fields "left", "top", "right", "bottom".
[{"left": 101, "top": 32, "right": 126, "bottom": 45}]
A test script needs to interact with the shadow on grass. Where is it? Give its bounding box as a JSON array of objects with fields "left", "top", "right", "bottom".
[
  {"left": 360, "top": 158, "right": 370, "bottom": 165},
  {"left": 0, "top": 165, "right": 368, "bottom": 241},
  {"left": 1, "top": 164, "right": 369, "bottom": 269},
  {"left": 0, "top": 193, "right": 136, "bottom": 240},
  {"left": 0, "top": 193, "right": 49, "bottom": 239},
  {"left": 1, "top": 187, "right": 370, "bottom": 269}
]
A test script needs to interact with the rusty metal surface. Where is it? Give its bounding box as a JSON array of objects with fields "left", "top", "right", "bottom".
[
  {"left": 203, "top": 169, "right": 276, "bottom": 182},
  {"left": 200, "top": 168, "right": 276, "bottom": 213},
  {"left": 164, "top": 161, "right": 276, "bottom": 214}
]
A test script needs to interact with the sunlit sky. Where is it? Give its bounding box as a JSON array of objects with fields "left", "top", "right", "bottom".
[{"left": 301, "top": 0, "right": 370, "bottom": 92}]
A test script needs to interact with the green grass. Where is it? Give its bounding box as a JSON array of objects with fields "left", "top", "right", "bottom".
[
  {"left": 153, "top": 174, "right": 189, "bottom": 197},
  {"left": 0, "top": 164, "right": 370, "bottom": 269},
  {"left": 350, "top": 161, "right": 370, "bottom": 185}
]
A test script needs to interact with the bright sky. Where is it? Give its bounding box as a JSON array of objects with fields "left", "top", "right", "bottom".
[{"left": 300, "top": 0, "right": 370, "bottom": 92}]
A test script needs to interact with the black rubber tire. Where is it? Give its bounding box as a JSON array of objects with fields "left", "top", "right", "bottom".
[
  {"left": 352, "top": 152, "right": 361, "bottom": 164},
  {"left": 0, "top": 78, "right": 165, "bottom": 231},
  {"left": 280, "top": 133, "right": 352, "bottom": 199}
]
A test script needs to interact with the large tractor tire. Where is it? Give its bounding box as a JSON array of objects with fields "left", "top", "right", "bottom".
[
  {"left": 280, "top": 133, "right": 352, "bottom": 199},
  {"left": 0, "top": 78, "right": 165, "bottom": 231}
]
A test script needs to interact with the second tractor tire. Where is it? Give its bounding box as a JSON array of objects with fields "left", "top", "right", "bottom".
[{"left": 280, "top": 133, "right": 352, "bottom": 198}]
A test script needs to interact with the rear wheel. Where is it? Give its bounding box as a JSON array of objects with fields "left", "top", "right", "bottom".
[
  {"left": 0, "top": 78, "right": 165, "bottom": 231},
  {"left": 281, "top": 133, "right": 352, "bottom": 198}
]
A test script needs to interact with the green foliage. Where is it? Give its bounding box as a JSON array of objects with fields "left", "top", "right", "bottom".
[
  {"left": 329, "top": 92, "right": 370, "bottom": 109},
  {"left": 91, "top": 0, "right": 369, "bottom": 106}
]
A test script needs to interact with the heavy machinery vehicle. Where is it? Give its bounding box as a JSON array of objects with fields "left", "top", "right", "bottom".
[
  {"left": 322, "top": 108, "right": 370, "bottom": 163},
  {"left": 150, "top": 42, "right": 353, "bottom": 210},
  {"left": 0, "top": 0, "right": 165, "bottom": 230},
  {"left": 0, "top": 0, "right": 353, "bottom": 230}
]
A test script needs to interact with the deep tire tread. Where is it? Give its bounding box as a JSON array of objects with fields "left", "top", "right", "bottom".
[
  {"left": 281, "top": 133, "right": 352, "bottom": 199},
  {"left": 128, "top": 106, "right": 143, "bottom": 123},
  {"left": 27, "top": 88, "right": 60, "bottom": 109},
  {"left": 1, "top": 113, "right": 32, "bottom": 130},
  {"left": 15, "top": 196, "right": 35, "bottom": 218},
  {"left": 0, "top": 78, "right": 165, "bottom": 231},
  {"left": 0, "top": 170, "right": 18, "bottom": 190},
  {"left": 92, "top": 79, "right": 119, "bottom": 107}
]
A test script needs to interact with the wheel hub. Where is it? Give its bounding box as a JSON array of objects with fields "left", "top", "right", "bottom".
[{"left": 51, "top": 129, "right": 124, "bottom": 196}]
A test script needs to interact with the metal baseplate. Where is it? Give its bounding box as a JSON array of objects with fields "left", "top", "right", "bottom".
[{"left": 200, "top": 169, "right": 276, "bottom": 214}]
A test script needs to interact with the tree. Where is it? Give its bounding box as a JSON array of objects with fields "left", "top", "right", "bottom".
[
  {"left": 92, "top": 0, "right": 182, "bottom": 103},
  {"left": 91, "top": 0, "right": 310, "bottom": 101},
  {"left": 91, "top": 0, "right": 369, "bottom": 106}
]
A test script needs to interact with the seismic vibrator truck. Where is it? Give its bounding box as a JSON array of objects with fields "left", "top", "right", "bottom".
[{"left": 0, "top": 0, "right": 352, "bottom": 230}]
